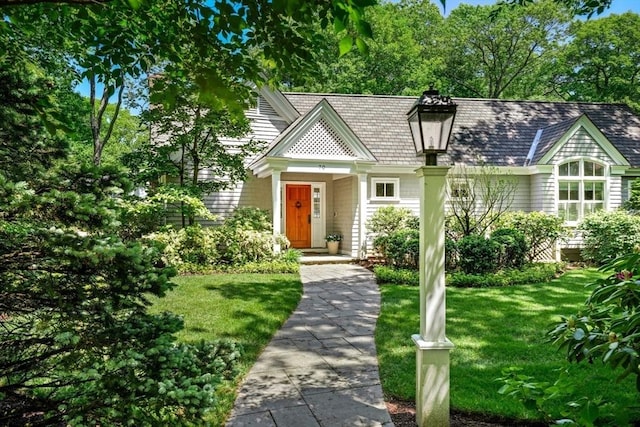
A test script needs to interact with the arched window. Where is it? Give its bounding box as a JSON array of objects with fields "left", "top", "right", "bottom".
[{"left": 557, "top": 159, "right": 606, "bottom": 222}]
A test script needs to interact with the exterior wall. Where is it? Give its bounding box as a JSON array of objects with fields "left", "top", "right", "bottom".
[
  {"left": 550, "top": 128, "right": 611, "bottom": 163},
  {"left": 509, "top": 175, "right": 531, "bottom": 212},
  {"left": 530, "top": 173, "right": 555, "bottom": 213},
  {"left": 200, "top": 175, "right": 272, "bottom": 226},
  {"left": 332, "top": 176, "right": 357, "bottom": 256},
  {"left": 365, "top": 173, "right": 420, "bottom": 251}
]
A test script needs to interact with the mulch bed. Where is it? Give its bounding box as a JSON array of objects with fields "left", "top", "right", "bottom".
[{"left": 386, "top": 399, "right": 547, "bottom": 427}]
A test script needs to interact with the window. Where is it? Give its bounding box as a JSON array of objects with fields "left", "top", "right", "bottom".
[
  {"left": 371, "top": 178, "right": 400, "bottom": 201},
  {"left": 557, "top": 159, "right": 606, "bottom": 222},
  {"left": 449, "top": 180, "right": 471, "bottom": 200}
]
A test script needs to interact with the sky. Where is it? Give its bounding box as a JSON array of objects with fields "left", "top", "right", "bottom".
[{"left": 437, "top": 0, "right": 640, "bottom": 16}]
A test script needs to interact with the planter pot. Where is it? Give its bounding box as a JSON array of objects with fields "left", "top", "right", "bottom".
[{"left": 327, "top": 241, "right": 340, "bottom": 255}]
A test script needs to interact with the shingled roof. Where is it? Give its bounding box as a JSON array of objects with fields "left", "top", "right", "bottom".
[{"left": 282, "top": 92, "right": 640, "bottom": 167}]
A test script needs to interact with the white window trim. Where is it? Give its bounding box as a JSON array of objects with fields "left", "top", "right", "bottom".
[
  {"left": 448, "top": 178, "right": 473, "bottom": 201},
  {"left": 556, "top": 158, "right": 608, "bottom": 225},
  {"left": 371, "top": 177, "right": 400, "bottom": 201}
]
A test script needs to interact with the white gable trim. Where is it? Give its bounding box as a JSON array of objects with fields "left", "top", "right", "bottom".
[
  {"left": 538, "top": 115, "right": 630, "bottom": 166},
  {"left": 262, "top": 98, "right": 377, "bottom": 163},
  {"left": 258, "top": 86, "right": 300, "bottom": 124}
]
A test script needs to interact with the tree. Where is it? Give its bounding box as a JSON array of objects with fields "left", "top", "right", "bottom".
[
  {"left": 447, "top": 164, "right": 518, "bottom": 237},
  {"left": 286, "top": 0, "right": 443, "bottom": 95},
  {"left": 502, "top": 0, "right": 613, "bottom": 17},
  {"left": 127, "top": 77, "right": 260, "bottom": 227},
  {"left": 439, "top": 1, "right": 570, "bottom": 99},
  {"left": 555, "top": 12, "right": 640, "bottom": 110},
  {"left": 3, "top": 0, "right": 378, "bottom": 165},
  {"left": 0, "top": 54, "right": 242, "bottom": 425}
]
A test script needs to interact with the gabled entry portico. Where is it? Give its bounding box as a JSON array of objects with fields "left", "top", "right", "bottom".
[{"left": 249, "top": 98, "right": 377, "bottom": 256}]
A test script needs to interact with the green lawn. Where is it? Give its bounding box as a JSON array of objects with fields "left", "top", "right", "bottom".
[
  {"left": 148, "top": 273, "right": 302, "bottom": 425},
  {"left": 376, "top": 268, "right": 638, "bottom": 422}
]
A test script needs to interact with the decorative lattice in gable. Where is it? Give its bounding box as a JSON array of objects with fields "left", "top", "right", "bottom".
[{"left": 285, "top": 118, "right": 357, "bottom": 157}]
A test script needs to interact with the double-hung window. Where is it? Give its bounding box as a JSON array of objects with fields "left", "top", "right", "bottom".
[
  {"left": 557, "top": 159, "right": 605, "bottom": 222},
  {"left": 371, "top": 178, "right": 400, "bottom": 201}
]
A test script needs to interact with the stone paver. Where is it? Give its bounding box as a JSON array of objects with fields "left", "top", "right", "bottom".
[{"left": 226, "top": 264, "right": 393, "bottom": 427}]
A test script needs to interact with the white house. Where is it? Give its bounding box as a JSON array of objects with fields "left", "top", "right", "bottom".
[{"left": 193, "top": 87, "right": 640, "bottom": 259}]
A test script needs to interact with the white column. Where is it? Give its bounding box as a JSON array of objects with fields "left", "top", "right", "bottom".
[
  {"left": 272, "top": 170, "right": 282, "bottom": 253},
  {"left": 358, "top": 173, "right": 368, "bottom": 259},
  {"left": 412, "top": 165, "right": 454, "bottom": 427}
]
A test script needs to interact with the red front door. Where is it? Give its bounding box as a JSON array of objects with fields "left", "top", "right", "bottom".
[{"left": 286, "top": 184, "right": 311, "bottom": 248}]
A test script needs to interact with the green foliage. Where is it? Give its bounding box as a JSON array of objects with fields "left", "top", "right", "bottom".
[
  {"left": 491, "top": 228, "right": 529, "bottom": 269},
  {"left": 367, "top": 206, "right": 417, "bottom": 236},
  {"left": 223, "top": 207, "right": 272, "bottom": 232},
  {"left": 445, "top": 237, "right": 459, "bottom": 271},
  {"left": 498, "top": 211, "right": 566, "bottom": 262},
  {"left": 558, "top": 12, "right": 640, "bottom": 108},
  {"left": 375, "top": 229, "right": 420, "bottom": 269},
  {"left": 579, "top": 210, "right": 640, "bottom": 265},
  {"left": 369, "top": 206, "right": 418, "bottom": 265},
  {"left": 497, "top": 367, "right": 632, "bottom": 426},
  {"left": 0, "top": 167, "right": 242, "bottom": 425},
  {"left": 457, "top": 234, "right": 501, "bottom": 274},
  {"left": 147, "top": 208, "right": 289, "bottom": 272},
  {"left": 373, "top": 265, "right": 420, "bottom": 286},
  {"left": 549, "top": 252, "right": 640, "bottom": 393},
  {"left": 447, "top": 263, "right": 561, "bottom": 288},
  {"left": 442, "top": 1, "right": 570, "bottom": 99},
  {"left": 623, "top": 179, "right": 640, "bottom": 213}
]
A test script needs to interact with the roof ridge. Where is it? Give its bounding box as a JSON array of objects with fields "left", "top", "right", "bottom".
[{"left": 283, "top": 91, "right": 629, "bottom": 106}]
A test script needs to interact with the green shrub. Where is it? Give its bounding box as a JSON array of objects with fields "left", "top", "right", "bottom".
[
  {"left": 457, "top": 234, "right": 501, "bottom": 274},
  {"left": 222, "top": 207, "right": 271, "bottom": 232},
  {"left": 580, "top": 210, "right": 640, "bottom": 265},
  {"left": 497, "top": 211, "right": 566, "bottom": 262},
  {"left": 549, "top": 251, "right": 640, "bottom": 393},
  {"left": 447, "top": 263, "right": 561, "bottom": 288},
  {"left": 491, "top": 228, "right": 528, "bottom": 269},
  {"left": 367, "top": 206, "right": 417, "bottom": 236},
  {"left": 145, "top": 207, "right": 290, "bottom": 272},
  {"left": 373, "top": 265, "right": 420, "bottom": 285},
  {"left": 227, "top": 260, "right": 299, "bottom": 274},
  {"left": 376, "top": 229, "right": 419, "bottom": 269}
]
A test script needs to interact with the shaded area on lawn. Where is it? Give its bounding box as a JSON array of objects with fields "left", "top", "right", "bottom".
[
  {"left": 376, "top": 268, "right": 639, "bottom": 423},
  {"left": 148, "top": 273, "right": 302, "bottom": 425}
]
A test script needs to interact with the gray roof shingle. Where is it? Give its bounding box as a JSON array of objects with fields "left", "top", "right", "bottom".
[{"left": 282, "top": 93, "right": 640, "bottom": 167}]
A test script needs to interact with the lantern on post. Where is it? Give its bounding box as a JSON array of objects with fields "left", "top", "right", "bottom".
[
  {"left": 407, "top": 86, "right": 457, "bottom": 166},
  {"left": 407, "top": 87, "right": 457, "bottom": 427}
]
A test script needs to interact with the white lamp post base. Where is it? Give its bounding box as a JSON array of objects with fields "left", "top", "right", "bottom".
[{"left": 412, "top": 335, "right": 455, "bottom": 427}]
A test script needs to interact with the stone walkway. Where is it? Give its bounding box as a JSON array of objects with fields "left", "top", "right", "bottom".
[{"left": 226, "top": 264, "right": 393, "bottom": 427}]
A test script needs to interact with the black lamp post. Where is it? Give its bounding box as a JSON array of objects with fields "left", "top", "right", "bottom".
[{"left": 407, "top": 87, "right": 457, "bottom": 165}]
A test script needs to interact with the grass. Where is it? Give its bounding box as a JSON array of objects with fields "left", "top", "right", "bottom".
[
  {"left": 376, "top": 268, "right": 639, "bottom": 422},
  {"left": 148, "top": 273, "right": 302, "bottom": 425}
]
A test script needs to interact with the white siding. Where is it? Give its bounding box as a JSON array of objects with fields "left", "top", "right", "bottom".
[
  {"left": 609, "top": 176, "right": 622, "bottom": 210},
  {"left": 332, "top": 176, "right": 357, "bottom": 256},
  {"left": 550, "top": 128, "right": 611, "bottom": 164},
  {"left": 509, "top": 175, "right": 531, "bottom": 212},
  {"left": 530, "top": 173, "right": 555, "bottom": 213},
  {"left": 366, "top": 174, "right": 420, "bottom": 219}
]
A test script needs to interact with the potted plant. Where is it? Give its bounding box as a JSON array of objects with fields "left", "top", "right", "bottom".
[{"left": 325, "top": 233, "right": 342, "bottom": 255}]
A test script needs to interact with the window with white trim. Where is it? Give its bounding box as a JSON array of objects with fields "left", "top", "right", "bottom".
[
  {"left": 371, "top": 178, "right": 400, "bottom": 201},
  {"left": 449, "top": 179, "right": 471, "bottom": 201},
  {"left": 557, "top": 159, "right": 606, "bottom": 222}
]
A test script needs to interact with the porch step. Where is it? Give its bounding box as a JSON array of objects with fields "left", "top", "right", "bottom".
[{"left": 299, "top": 254, "right": 358, "bottom": 265}]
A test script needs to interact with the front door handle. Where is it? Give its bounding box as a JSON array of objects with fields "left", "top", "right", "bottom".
[{"left": 308, "top": 214, "right": 311, "bottom": 224}]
